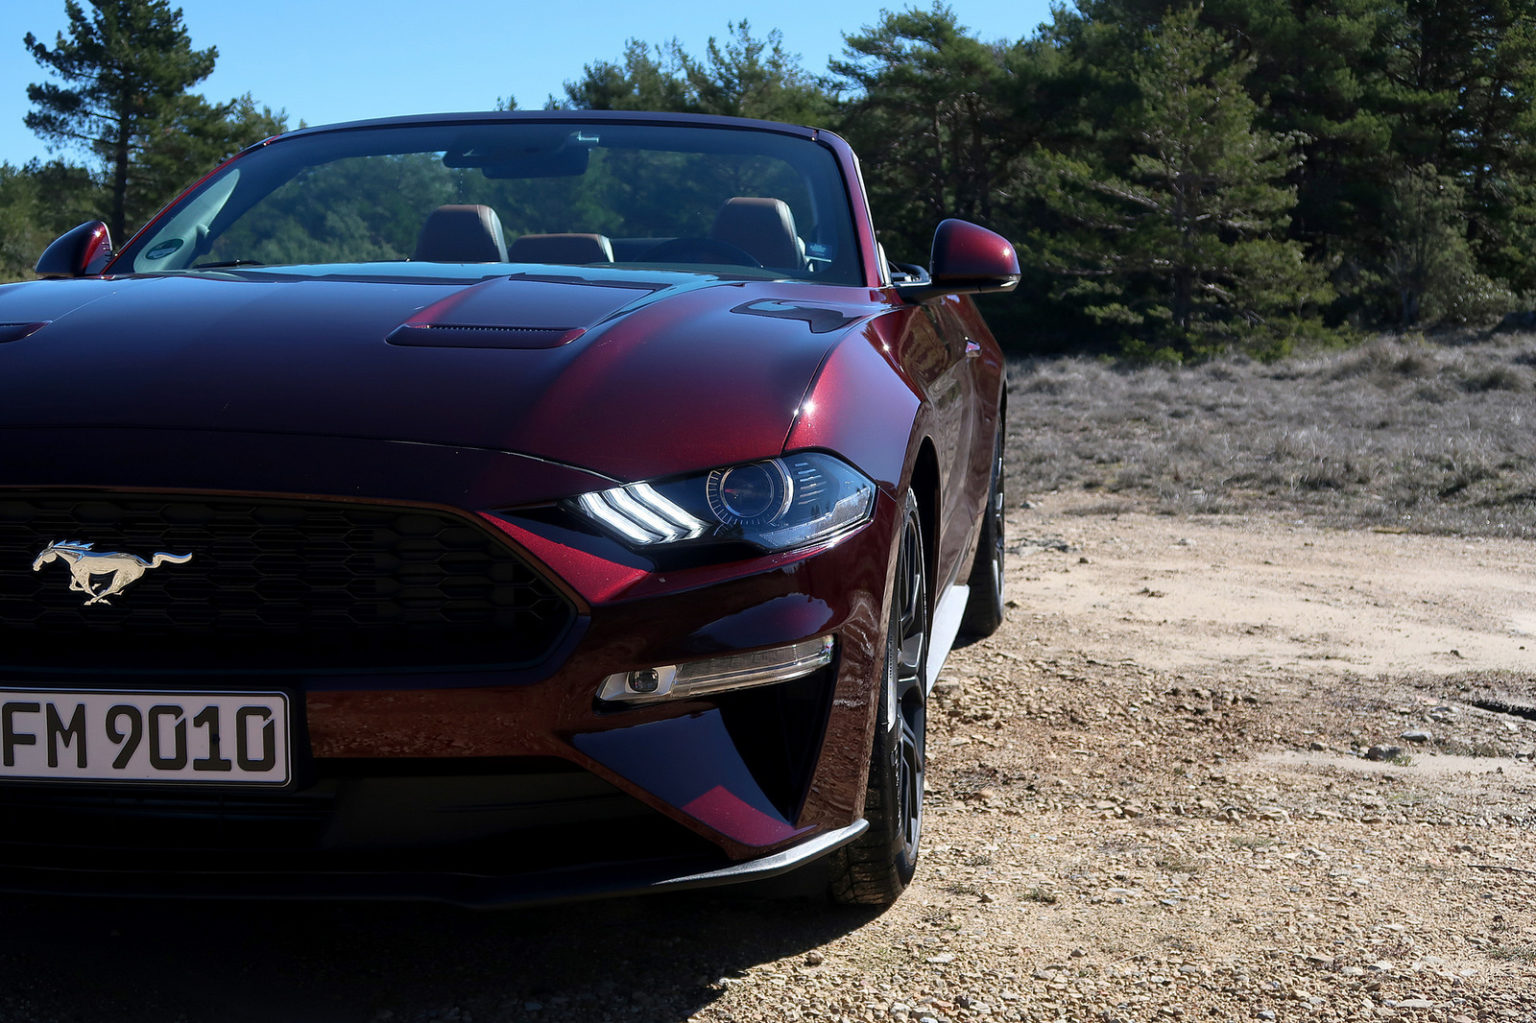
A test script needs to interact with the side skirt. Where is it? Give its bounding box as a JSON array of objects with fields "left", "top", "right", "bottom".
[{"left": 924, "top": 582, "right": 969, "bottom": 694}]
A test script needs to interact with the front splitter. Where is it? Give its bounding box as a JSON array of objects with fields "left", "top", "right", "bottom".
[{"left": 0, "top": 820, "right": 869, "bottom": 907}]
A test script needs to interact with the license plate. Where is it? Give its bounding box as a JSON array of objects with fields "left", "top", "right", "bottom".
[{"left": 0, "top": 689, "right": 290, "bottom": 786}]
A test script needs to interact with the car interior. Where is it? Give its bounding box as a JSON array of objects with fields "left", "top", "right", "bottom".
[{"left": 409, "top": 196, "right": 809, "bottom": 271}]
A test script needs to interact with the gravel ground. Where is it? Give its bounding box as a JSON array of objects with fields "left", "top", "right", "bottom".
[{"left": 0, "top": 498, "right": 1531, "bottom": 1022}]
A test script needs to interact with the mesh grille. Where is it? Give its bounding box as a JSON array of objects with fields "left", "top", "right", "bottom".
[{"left": 0, "top": 492, "right": 575, "bottom": 670}]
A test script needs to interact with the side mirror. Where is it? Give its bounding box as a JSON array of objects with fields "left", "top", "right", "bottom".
[
  {"left": 35, "top": 221, "right": 113, "bottom": 278},
  {"left": 896, "top": 219, "right": 1020, "bottom": 303}
]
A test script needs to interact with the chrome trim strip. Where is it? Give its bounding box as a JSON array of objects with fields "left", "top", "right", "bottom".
[{"left": 651, "top": 819, "right": 868, "bottom": 890}]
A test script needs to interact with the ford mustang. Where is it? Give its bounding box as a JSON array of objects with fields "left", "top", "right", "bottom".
[{"left": 0, "top": 111, "right": 1016, "bottom": 905}]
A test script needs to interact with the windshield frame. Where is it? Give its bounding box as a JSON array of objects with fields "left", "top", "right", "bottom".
[{"left": 108, "top": 112, "right": 872, "bottom": 288}]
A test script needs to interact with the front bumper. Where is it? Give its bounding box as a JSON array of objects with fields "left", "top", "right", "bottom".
[
  {"left": 0, "top": 761, "right": 868, "bottom": 904},
  {"left": 0, "top": 479, "right": 900, "bottom": 901}
]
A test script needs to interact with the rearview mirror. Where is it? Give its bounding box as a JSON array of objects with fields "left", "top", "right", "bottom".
[
  {"left": 896, "top": 219, "right": 1019, "bottom": 303},
  {"left": 35, "top": 221, "right": 113, "bottom": 278}
]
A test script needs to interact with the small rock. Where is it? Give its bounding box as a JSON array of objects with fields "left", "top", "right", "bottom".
[
  {"left": 1257, "top": 1012, "right": 1277, "bottom": 1021},
  {"left": 1393, "top": 998, "right": 1434, "bottom": 1009},
  {"left": 1309, "top": 740, "right": 1326, "bottom": 751},
  {"left": 926, "top": 953, "right": 955, "bottom": 964},
  {"left": 1366, "top": 745, "right": 1403, "bottom": 762},
  {"left": 803, "top": 951, "right": 824, "bottom": 967},
  {"left": 1400, "top": 729, "right": 1432, "bottom": 744}
]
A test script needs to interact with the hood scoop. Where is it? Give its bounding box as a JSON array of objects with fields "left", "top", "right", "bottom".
[
  {"left": 388, "top": 323, "right": 585, "bottom": 349},
  {"left": 386, "top": 273, "right": 658, "bottom": 350}
]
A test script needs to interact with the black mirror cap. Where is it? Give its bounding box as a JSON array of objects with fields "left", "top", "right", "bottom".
[
  {"left": 35, "top": 221, "right": 114, "bottom": 279},
  {"left": 897, "top": 219, "right": 1020, "bottom": 303}
]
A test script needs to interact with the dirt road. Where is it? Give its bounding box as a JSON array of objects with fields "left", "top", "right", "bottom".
[
  {"left": 0, "top": 498, "right": 1531, "bottom": 1022},
  {"left": 687, "top": 497, "right": 1536, "bottom": 1022}
]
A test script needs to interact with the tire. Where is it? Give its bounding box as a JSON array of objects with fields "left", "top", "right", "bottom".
[
  {"left": 830, "top": 490, "right": 928, "bottom": 905},
  {"left": 960, "top": 423, "right": 1005, "bottom": 638}
]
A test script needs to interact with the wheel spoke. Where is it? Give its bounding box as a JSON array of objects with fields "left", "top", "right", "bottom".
[{"left": 891, "top": 503, "right": 927, "bottom": 860}]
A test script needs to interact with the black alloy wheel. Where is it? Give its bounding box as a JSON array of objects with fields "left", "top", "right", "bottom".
[{"left": 830, "top": 490, "right": 928, "bottom": 904}]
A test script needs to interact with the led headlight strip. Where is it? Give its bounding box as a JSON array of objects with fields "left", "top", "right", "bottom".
[
  {"left": 572, "top": 453, "right": 874, "bottom": 553},
  {"left": 576, "top": 483, "right": 707, "bottom": 544}
]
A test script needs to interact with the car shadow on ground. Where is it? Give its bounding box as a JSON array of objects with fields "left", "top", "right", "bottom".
[{"left": 0, "top": 883, "right": 881, "bottom": 1022}]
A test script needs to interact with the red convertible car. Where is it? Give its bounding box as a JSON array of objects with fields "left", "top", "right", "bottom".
[{"left": 0, "top": 111, "right": 1016, "bottom": 905}]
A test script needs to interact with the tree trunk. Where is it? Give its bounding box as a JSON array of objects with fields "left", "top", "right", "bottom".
[{"left": 111, "top": 101, "right": 130, "bottom": 243}]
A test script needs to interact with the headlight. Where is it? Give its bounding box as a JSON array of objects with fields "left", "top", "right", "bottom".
[{"left": 570, "top": 452, "right": 875, "bottom": 552}]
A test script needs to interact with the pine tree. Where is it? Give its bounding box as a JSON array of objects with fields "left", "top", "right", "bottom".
[
  {"left": 24, "top": 0, "right": 217, "bottom": 240},
  {"left": 560, "top": 22, "right": 832, "bottom": 124},
  {"left": 1033, "top": 6, "right": 1329, "bottom": 358},
  {"left": 830, "top": 4, "right": 1018, "bottom": 262},
  {"left": 133, "top": 93, "right": 288, "bottom": 220}
]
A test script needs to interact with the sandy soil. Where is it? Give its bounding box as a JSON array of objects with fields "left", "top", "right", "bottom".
[
  {"left": 1011, "top": 499, "right": 1535, "bottom": 677},
  {"left": 685, "top": 497, "right": 1536, "bottom": 1023}
]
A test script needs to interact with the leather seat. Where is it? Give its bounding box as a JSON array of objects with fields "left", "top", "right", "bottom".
[
  {"left": 507, "top": 233, "right": 615, "bottom": 264},
  {"left": 412, "top": 204, "right": 508, "bottom": 263},
  {"left": 711, "top": 197, "right": 805, "bottom": 269}
]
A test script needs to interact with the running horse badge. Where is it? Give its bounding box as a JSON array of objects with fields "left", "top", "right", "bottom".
[{"left": 32, "top": 541, "right": 193, "bottom": 606}]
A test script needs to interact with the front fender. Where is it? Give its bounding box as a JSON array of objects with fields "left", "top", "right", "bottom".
[{"left": 784, "top": 323, "right": 925, "bottom": 496}]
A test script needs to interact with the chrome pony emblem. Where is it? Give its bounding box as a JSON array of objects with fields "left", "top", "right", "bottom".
[{"left": 31, "top": 541, "right": 193, "bottom": 606}]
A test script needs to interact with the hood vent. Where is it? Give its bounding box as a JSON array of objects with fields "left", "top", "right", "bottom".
[{"left": 386, "top": 323, "right": 585, "bottom": 350}]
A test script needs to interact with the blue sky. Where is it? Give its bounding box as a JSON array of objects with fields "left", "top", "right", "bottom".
[{"left": 4, "top": 0, "right": 1060, "bottom": 168}]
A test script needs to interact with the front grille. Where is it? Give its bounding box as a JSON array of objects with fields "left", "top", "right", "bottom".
[{"left": 0, "top": 492, "right": 575, "bottom": 670}]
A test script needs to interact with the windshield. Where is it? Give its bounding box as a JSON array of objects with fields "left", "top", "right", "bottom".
[{"left": 118, "top": 120, "right": 863, "bottom": 285}]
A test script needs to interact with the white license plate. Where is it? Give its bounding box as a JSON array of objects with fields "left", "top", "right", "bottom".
[{"left": 0, "top": 690, "right": 290, "bottom": 786}]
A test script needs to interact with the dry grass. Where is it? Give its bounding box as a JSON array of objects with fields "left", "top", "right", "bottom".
[{"left": 1004, "top": 329, "right": 1536, "bottom": 538}]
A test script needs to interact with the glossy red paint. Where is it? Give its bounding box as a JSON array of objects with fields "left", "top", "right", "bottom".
[
  {"left": 0, "top": 111, "right": 1012, "bottom": 902},
  {"left": 0, "top": 273, "right": 891, "bottom": 487},
  {"left": 32, "top": 221, "right": 113, "bottom": 278},
  {"left": 299, "top": 490, "right": 899, "bottom": 858},
  {"left": 929, "top": 218, "right": 1021, "bottom": 289}
]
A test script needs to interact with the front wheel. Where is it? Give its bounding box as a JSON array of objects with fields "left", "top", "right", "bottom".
[{"left": 830, "top": 490, "right": 927, "bottom": 905}]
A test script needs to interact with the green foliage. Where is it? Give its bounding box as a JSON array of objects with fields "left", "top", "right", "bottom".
[
  {"left": 134, "top": 93, "right": 289, "bottom": 220},
  {"left": 1368, "top": 165, "right": 1517, "bottom": 326},
  {"left": 0, "top": 158, "right": 105, "bottom": 282},
  {"left": 560, "top": 21, "right": 833, "bottom": 125},
  {"left": 11, "top": 1, "right": 289, "bottom": 268},
  {"left": 829, "top": 4, "right": 1021, "bottom": 262},
  {"left": 1030, "top": 6, "right": 1330, "bottom": 358},
  {"left": 24, "top": 0, "right": 219, "bottom": 240},
  {"left": 10, "top": 0, "right": 1536, "bottom": 353},
  {"left": 0, "top": 164, "right": 50, "bottom": 282}
]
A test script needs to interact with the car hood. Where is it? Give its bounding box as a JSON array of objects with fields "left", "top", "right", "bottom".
[{"left": 0, "top": 269, "right": 882, "bottom": 487}]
